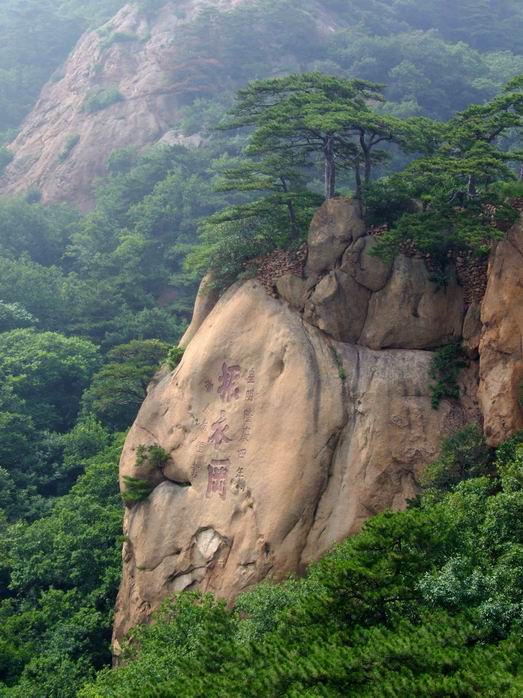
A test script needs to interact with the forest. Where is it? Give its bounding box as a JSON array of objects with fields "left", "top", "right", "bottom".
[{"left": 1, "top": 1, "right": 523, "bottom": 696}]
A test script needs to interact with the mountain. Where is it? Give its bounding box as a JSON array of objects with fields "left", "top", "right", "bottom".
[{"left": 0, "top": 0, "right": 345, "bottom": 210}]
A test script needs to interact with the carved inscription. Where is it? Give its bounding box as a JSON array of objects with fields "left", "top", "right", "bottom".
[
  {"left": 217, "top": 363, "right": 241, "bottom": 403},
  {"left": 241, "top": 406, "right": 254, "bottom": 442},
  {"left": 207, "top": 459, "right": 230, "bottom": 499},
  {"left": 193, "top": 364, "right": 257, "bottom": 499},
  {"left": 232, "top": 467, "right": 246, "bottom": 493},
  {"left": 208, "top": 411, "right": 232, "bottom": 447}
]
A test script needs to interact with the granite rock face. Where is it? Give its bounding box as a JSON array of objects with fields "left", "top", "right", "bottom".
[
  {"left": 478, "top": 223, "right": 523, "bottom": 445},
  {"left": 113, "top": 197, "right": 522, "bottom": 649},
  {"left": 113, "top": 280, "right": 466, "bottom": 645}
]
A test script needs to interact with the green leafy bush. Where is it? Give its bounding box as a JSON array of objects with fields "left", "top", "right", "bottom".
[
  {"left": 121, "top": 476, "right": 154, "bottom": 505},
  {"left": 166, "top": 345, "right": 184, "bottom": 370},
  {"left": 420, "top": 424, "right": 493, "bottom": 493},
  {"left": 135, "top": 444, "right": 170, "bottom": 469},
  {"left": 429, "top": 342, "right": 469, "bottom": 409},
  {"left": 57, "top": 134, "right": 80, "bottom": 163},
  {"left": 83, "top": 87, "right": 124, "bottom": 113},
  {"left": 99, "top": 31, "right": 139, "bottom": 50},
  {"left": 82, "top": 431, "right": 523, "bottom": 696}
]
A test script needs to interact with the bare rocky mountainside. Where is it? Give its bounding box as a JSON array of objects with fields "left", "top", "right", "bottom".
[
  {"left": 0, "top": 0, "right": 340, "bottom": 211},
  {"left": 0, "top": 2, "right": 204, "bottom": 210},
  {"left": 112, "top": 198, "right": 523, "bottom": 648}
]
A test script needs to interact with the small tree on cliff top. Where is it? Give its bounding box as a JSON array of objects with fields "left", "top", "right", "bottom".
[{"left": 220, "top": 72, "right": 433, "bottom": 199}]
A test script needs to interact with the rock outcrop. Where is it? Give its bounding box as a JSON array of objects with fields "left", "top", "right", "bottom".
[
  {"left": 111, "top": 197, "right": 523, "bottom": 647},
  {"left": 478, "top": 222, "right": 523, "bottom": 445}
]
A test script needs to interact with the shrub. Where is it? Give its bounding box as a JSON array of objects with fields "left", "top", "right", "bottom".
[
  {"left": 58, "top": 134, "right": 80, "bottom": 163},
  {"left": 100, "top": 31, "right": 139, "bottom": 50},
  {"left": 83, "top": 88, "right": 124, "bottom": 114},
  {"left": 135, "top": 444, "right": 170, "bottom": 469},
  {"left": 330, "top": 346, "right": 346, "bottom": 381},
  {"left": 167, "top": 345, "right": 185, "bottom": 370},
  {"left": 420, "top": 424, "right": 492, "bottom": 493},
  {"left": 429, "top": 342, "right": 468, "bottom": 409},
  {"left": 121, "top": 476, "right": 154, "bottom": 505}
]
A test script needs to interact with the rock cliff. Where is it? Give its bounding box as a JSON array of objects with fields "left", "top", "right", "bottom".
[{"left": 113, "top": 198, "right": 523, "bottom": 647}]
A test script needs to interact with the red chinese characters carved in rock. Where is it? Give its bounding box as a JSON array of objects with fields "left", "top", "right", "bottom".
[
  {"left": 208, "top": 411, "right": 232, "bottom": 447},
  {"left": 206, "top": 459, "right": 230, "bottom": 499},
  {"left": 217, "top": 362, "right": 241, "bottom": 403}
]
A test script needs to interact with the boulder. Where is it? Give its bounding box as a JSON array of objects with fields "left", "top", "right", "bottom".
[
  {"left": 303, "top": 270, "right": 370, "bottom": 342},
  {"left": 306, "top": 198, "right": 366, "bottom": 276},
  {"left": 341, "top": 235, "right": 393, "bottom": 292},
  {"left": 462, "top": 302, "right": 482, "bottom": 358},
  {"left": 359, "top": 255, "right": 464, "bottom": 349},
  {"left": 179, "top": 274, "right": 220, "bottom": 348}
]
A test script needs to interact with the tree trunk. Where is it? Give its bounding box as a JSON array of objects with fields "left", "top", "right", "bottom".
[
  {"left": 364, "top": 152, "right": 372, "bottom": 187},
  {"left": 280, "top": 176, "right": 299, "bottom": 238},
  {"left": 324, "top": 136, "right": 335, "bottom": 199},
  {"left": 287, "top": 200, "right": 299, "bottom": 238},
  {"left": 354, "top": 162, "right": 362, "bottom": 200}
]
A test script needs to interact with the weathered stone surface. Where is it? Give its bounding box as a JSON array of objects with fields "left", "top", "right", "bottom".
[
  {"left": 303, "top": 270, "right": 370, "bottom": 342},
  {"left": 359, "top": 255, "right": 465, "bottom": 349},
  {"left": 341, "top": 235, "right": 393, "bottom": 291},
  {"left": 462, "top": 302, "right": 482, "bottom": 358},
  {"left": 478, "top": 223, "right": 523, "bottom": 445},
  {"left": 306, "top": 198, "right": 366, "bottom": 276},
  {"left": 275, "top": 273, "right": 307, "bottom": 310},
  {"left": 113, "top": 280, "right": 468, "bottom": 644},
  {"left": 180, "top": 274, "right": 220, "bottom": 348}
]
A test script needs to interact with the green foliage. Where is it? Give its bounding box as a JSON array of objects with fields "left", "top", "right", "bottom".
[
  {"left": 0, "top": 146, "right": 13, "bottom": 174},
  {"left": 83, "top": 87, "right": 124, "bottom": 113},
  {"left": 2, "top": 4, "right": 523, "bottom": 696},
  {"left": 135, "top": 444, "right": 170, "bottom": 470},
  {"left": 99, "top": 31, "right": 139, "bottom": 50},
  {"left": 81, "top": 339, "right": 168, "bottom": 431},
  {"left": 420, "top": 424, "right": 493, "bottom": 493},
  {"left": 0, "top": 198, "right": 77, "bottom": 265},
  {"left": 166, "top": 345, "right": 184, "bottom": 370},
  {"left": 83, "top": 431, "right": 523, "bottom": 696},
  {"left": 121, "top": 476, "right": 153, "bottom": 505},
  {"left": 221, "top": 72, "right": 428, "bottom": 200},
  {"left": 0, "top": 435, "right": 123, "bottom": 697},
  {"left": 0, "top": 328, "right": 99, "bottom": 431},
  {"left": 331, "top": 346, "right": 346, "bottom": 381},
  {"left": 371, "top": 78, "right": 523, "bottom": 262},
  {"left": 0, "top": 0, "right": 126, "bottom": 133},
  {"left": 58, "top": 133, "right": 80, "bottom": 162},
  {"left": 0, "top": 301, "right": 36, "bottom": 332},
  {"left": 429, "top": 342, "right": 469, "bottom": 409},
  {"left": 494, "top": 431, "right": 523, "bottom": 491}
]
